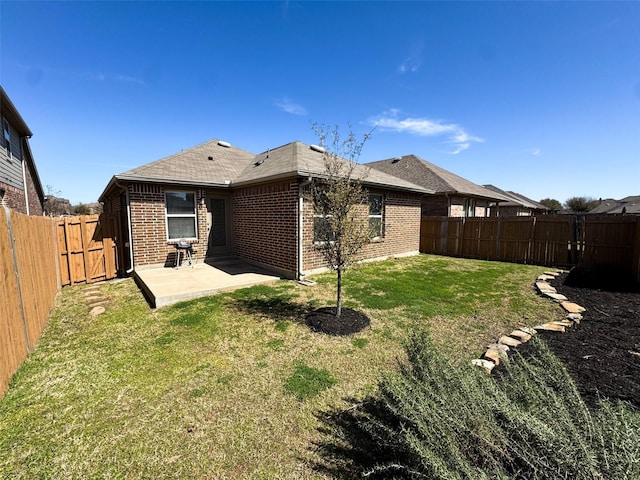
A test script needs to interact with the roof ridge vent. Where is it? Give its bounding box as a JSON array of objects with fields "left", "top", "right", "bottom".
[
  {"left": 218, "top": 140, "right": 231, "bottom": 148},
  {"left": 310, "top": 144, "right": 325, "bottom": 153}
]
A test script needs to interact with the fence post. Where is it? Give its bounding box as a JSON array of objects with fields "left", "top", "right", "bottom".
[
  {"left": 3, "top": 206, "right": 31, "bottom": 353},
  {"left": 495, "top": 217, "right": 501, "bottom": 260},
  {"left": 633, "top": 217, "right": 640, "bottom": 283},
  {"left": 439, "top": 217, "right": 447, "bottom": 254},
  {"left": 527, "top": 216, "right": 536, "bottom": 265}
]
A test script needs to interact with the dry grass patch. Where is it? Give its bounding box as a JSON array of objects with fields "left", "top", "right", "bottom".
[{"left": 0, "top": 255, "right": 563, "bottom": 478}]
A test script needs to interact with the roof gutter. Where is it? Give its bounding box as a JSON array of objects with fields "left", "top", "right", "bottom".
[
  {"left": 112, "top": 174, "right": 233, "bottom": 188},
  {"left": 296, "top": 170, "right": 433, "bottom": 195}
]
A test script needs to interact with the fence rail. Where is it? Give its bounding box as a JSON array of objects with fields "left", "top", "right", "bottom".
[
  {"left": 2, "top": 210, "right": 119, "bottom": 398},
  {"left": 1, "top": 207, "right": 59, "bottom": 398},
  {"left": 421, "top": 215, "right": 640, "bottom": 282}
]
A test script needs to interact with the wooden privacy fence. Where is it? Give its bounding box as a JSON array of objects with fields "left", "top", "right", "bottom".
[
  {"left": 1, "top": 207, "right": 59, "bottom": 398},
  {"left": 1, "top": 211, "right": 119, "bottom": 398},
  {"left": 421, "top": 215, "right": 640, "bottom": 281},
  {"left": 57, "top": 214, "right": 118, "bottom": 286}
]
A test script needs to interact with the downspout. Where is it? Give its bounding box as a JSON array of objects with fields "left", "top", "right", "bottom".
[
  {"left": 114, "top": 180, "right": 134, "bottom": 274},
  {"left": 298, "top": 176, "right": 313, "bottom": 279}
]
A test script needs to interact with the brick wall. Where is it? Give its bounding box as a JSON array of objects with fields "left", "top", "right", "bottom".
[
  {"left": 0, "top": 181, "right": 27, "bottom": 213},
  {"left": 422, "top": 195, "right": 449, "bottom": 216},
  {"left": 24, "top": 160, "right": 43, "bottom": 216},
  {"left": 475, "top": 200, "right": 489, "bottom": 218},
  {"left": 105, "top": 179, "right": 420, "bottom": 276},
  {"left": 0, "top": 168, "right": 42, "bottom": 216},
  {"left": 426, "top": 195, "right": 492, "bottom": 218},
  {"left": 302, "top": 189, "right": 422, "bottom": 273},
  {"left": 232, "top": 179, "right": 298, "bottom": 277},
  {"left": 129, "top": 184, "right": 168, "bottom": 266}
]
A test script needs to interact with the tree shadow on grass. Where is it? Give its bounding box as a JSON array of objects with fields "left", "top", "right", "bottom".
[
  {"left": 310, "top": 397, "right": 410, "bottom": 479},
  {"left": 232, "top": 296, "right": 316, "bottom": 325}
]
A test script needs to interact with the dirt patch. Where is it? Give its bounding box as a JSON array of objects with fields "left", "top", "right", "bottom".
[
  {"left": 535, "top": 269, "right": 640, "bottom": 408},
  {"left": 306, "top": 307, "right": 371, "bottom": 336}
]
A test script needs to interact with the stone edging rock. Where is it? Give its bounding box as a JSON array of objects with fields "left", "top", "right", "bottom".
[{"left": 472, "top": 270, "right": 586, "bottom": 373}]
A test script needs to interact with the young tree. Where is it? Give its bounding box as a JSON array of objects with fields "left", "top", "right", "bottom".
[
  {"left": 564, "top": 196, "right": 598, "bottom": 213},
  {"left": 309, "top": 124, "right": 372, "bottom": 318},
  {"left": 539, "top": 198, "right": 562, "bottom": 212}
]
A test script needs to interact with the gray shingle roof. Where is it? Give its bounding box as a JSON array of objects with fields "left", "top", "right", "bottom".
[
  {"left": 235, "top": 141, "right": 431, "bottom": 193},
  {"left": 116, "top": 139, "right": 256, "bottom": 186},
  {"left": 101, "top": 139, "right": 432, "bottom": 199},
  {"left": 367, "top": 155, "right": 511, "bottom": 202},
  {"left": 483, "top": 185, "right": 548, "bottom": 210},
  {"left": 589, "top": 196, "right": 640, "bottom": 214}
]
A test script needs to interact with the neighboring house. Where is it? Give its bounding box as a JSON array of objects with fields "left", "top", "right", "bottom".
[
  {"left": 0, "top": 86, "right": 45, "bottom": 215},
  {"left": 99, "top": 139, "right": 430, "bottom": 279},
  {"left": 483, "top": 185, "right": 549, "bottom": 216},
  {"left": 366, "top": 155, "right": 510, "bottom": 217},
  {"left": 589, "top": 196, "right": 640, "bottom": 215}
]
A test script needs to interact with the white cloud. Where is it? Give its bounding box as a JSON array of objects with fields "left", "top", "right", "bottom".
[
  {"left": 368, "top": 109, "right": 484, "bottom": 154},
  {"left": 274, "top": 97, "right": 307, "bottom": 116},
  {"left": 398, "top": 41, "right": 423, "bottom": 74},
  {"left": 532, "top": 148, "right": 541, "bottom": 156}
]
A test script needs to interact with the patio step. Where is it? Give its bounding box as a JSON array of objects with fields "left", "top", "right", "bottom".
[{"left": 205, "top": 255, "right": 239, "bottom": 266}]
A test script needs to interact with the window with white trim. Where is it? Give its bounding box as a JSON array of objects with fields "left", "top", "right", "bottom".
[
  {"left": 2, "top": 119, "right": 11, "bottom": 157},
  {"left": 165, "top": 191, "right": 197, "bottom": 240},
  {"left": 464, "top": 198, "right": 476, "bottom": 217},
  {"left": 369, "top": 194, "right": 384, "bottom": 239}
]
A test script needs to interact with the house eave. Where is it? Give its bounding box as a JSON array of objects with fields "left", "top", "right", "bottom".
[
  {"left": 438, "top": 190, "right": 511, "bottom": 203},
  {"left": 295, "top": 169, "right": 434, "bottom": 195},
  {"left": 98, "top": 174, "right": 233, "bottom": 202}
]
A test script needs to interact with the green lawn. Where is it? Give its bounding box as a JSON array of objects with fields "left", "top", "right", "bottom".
[{"left": 0, "top": 254, "right": 563, "bottom": 479}]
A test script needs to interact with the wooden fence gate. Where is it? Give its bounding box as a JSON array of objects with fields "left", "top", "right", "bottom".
[{"left": 57, "top": 213, "right": 118, "bottom": 286}]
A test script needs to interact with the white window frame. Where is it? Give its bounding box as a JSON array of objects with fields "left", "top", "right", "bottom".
[
  {"left": 165, "top": 191, "right": 198, "bottom": 241},
  {"left": 2, "top": 119, "right": 11, "bottom": 157},
  {"left": 369, "top": 193, "right": 384, "bottom": 240}
]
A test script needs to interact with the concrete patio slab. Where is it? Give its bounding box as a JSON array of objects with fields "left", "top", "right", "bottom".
[{"left": 134, "top": 260, "right": 282, "bottom": 308}]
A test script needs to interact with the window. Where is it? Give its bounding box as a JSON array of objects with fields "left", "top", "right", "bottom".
[
  {"left": 2, "top": 119, "right": 11, "bottom": 157},
  {"left": 369, "top": 194, "right": 384, "bottom": 239},
  {"left": 313, "top": 210, "right": 332, "bottom": 243},
  {"left": 165, "top": 191, "right": 197, "bottom": 240},
  {"left": 464, "top": 198, "right": 476, "bottom": 218}
]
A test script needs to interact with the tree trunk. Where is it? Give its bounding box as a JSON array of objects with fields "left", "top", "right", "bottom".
[{"left": 336, "top": 267, "right": 342, "bottom": 317}]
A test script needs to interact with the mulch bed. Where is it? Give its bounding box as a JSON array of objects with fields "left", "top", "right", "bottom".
[
  {"left": 536, "top": 268, "right": 640, "bottom": 408},
  {"left": 306, "top": 307, "right": 371, "bottom": 336}
]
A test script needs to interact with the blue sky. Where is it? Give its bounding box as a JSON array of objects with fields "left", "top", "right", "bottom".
[{"left": 2, "top": 1, "right": 639, "bottom": 205}]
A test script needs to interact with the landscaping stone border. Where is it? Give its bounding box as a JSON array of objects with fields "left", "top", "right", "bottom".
[{"left": 472, "top": 270, "right": 586, "bottom": 373}]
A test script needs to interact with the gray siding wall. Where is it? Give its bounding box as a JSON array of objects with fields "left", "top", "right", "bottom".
[{"left": 1, "top": 120, "right": 25, "bottom": 189}]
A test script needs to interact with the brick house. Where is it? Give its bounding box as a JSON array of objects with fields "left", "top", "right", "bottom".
[
  {"left": 0, "top": 86, "right": 45, "bottom": 215},
  {"left": 99, "top": 139, "right": 431, "bottom": 279},
  {"left": 482, "top": 184, "right": 549, "bottom": 216},
  {"left": 589, "top": 196, "right": 640, "bottom": 215},
  {"left": 367, "top": 155, "right": 510, "bottom": 217}
]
